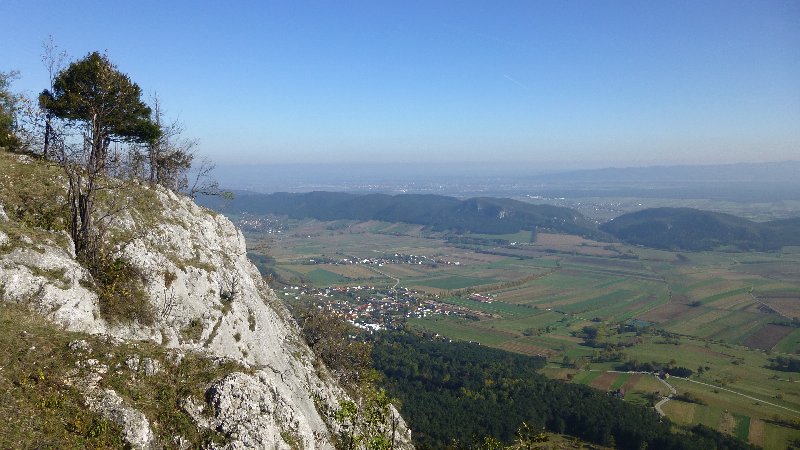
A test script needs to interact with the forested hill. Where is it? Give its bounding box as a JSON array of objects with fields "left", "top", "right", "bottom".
[
  {"left": 199, "top": 191, "right": 603, "bottom": 237},
  {"left": 372, "top": 332, "right": 754, "bottom": 450},
  {"left": 601, "top": 207, "right": 800, "bottom": 251}
]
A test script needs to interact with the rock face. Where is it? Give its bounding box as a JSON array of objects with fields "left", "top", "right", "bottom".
[
  {"left": 0, "top": 179, "right": 413, "bottom": 449},
  {"left": 207, "top": 372, "right": 322, "bottom": 449}
]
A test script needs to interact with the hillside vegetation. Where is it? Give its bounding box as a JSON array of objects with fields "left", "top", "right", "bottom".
[
  {"left": 601, "top": 207, "right": 800, "bottom": 251},
  {"left": 372, "top": 331, "right": 755, "bottom": 450},
  {"left": 0, "top": 301, "right": 242, "bottom": 448},
  {"left": 200, "top": 191, "right": 603, "bottom": 238},
  {"left": 0, "top": 147, "right": 417, "bottom": 449}
]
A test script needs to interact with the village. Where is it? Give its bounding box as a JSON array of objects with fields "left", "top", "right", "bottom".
[
  {"left": 278, "top": 284, "right": 481, "bottom": 330},
  {"left": 234, "top": 213, "right": 290, "bottom": 234},
  {"left": 301, "top": 252, "right": 462, "bottom": 268}
]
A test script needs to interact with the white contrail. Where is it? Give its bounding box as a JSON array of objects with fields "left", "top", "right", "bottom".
[{"left": 503, "top": 74, "right": 529, "bottom": 90}]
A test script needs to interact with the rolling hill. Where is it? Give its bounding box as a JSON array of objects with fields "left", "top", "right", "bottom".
[
  {"left": 199, "top": 191, "right": 604, "bottom": 238},
  {"left": 601, "top": 207, "right": 800, "bottom": 251}
]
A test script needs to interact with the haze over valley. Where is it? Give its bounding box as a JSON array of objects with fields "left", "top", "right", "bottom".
[{"left": 2, "top": 1, "right": 799, "bottom": 449}]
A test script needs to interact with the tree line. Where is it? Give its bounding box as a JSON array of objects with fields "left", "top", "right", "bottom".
[
  {"left": 600, "top": 207, "right": 800, "bottom": 252},
  {"left": 196, "top": 190, "right": 605, "bottom": 238},
  {"left": 371, "top": 331, "right": 754, "bottom": 450}
]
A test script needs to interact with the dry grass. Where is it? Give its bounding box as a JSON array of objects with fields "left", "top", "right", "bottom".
[
  {"left": 662, "top": 400, "right": 697, "bottom": 425},
  {"left": 718, "top": 411, "right": 737, "bottom": 435},
  {"left": 0, "top": 301, "right": 244, "bottom": 448},
  {"left": 748, "top": 418, "right": 765, "bottom": 447}
]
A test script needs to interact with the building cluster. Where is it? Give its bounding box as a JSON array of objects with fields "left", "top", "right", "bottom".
[
  {"left": 235, "top": 214, "right": 288, "bottom": 233},
  {"left": 280, "top": 284, "right": 476, "bottom": 330},
  {"left": 304, "top": 253, "right": 461, "bottom": 267},
  {"left": 469, "top": 293, "right": 494, "bottom": 303}
]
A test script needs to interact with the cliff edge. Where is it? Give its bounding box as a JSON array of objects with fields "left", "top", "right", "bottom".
[{"left": 0, "top": 151, "right": 413, "bottom": 449}]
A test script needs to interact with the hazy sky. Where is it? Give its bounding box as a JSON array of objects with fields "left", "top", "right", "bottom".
[{"left": 2, "top": 1, "right": 798, "bottom": 167}]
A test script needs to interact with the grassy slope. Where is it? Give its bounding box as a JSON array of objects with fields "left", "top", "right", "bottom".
[
  {"left": 0, "top": 301, "right": 244, "bottom": 448},
  {"left": 0, "top": 150, "right": 249, "bottom": 447}
]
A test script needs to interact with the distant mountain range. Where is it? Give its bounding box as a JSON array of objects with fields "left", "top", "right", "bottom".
[
  {"left": 200, "top": 192, "right": 800, "bottom": 252},
  {"left": 213, "top": 161, "right": 800, "bottom": 201},
  {"left": 198, "top": 191, "right": 602, "bottom": 237},
  {"left": 534, "top": 161, "right": 800, "bottom": 184},
  {"left": 525, "top": 161, "right": 800, "bottom": 202},
  {"left": 600, "top": 207, "right": 800, "bottom": 251}
]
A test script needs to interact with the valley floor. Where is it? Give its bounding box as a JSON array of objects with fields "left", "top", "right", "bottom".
[{"left": 244, "top": 217, "right": 800, "bottom": 448}]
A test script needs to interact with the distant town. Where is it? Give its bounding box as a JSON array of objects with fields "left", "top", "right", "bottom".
[
  {"left": 278, "top": 284, "right": 487, "bottom": 331},
  {"left": 302, "top": 252, "right": 461, "bottom": 267}
]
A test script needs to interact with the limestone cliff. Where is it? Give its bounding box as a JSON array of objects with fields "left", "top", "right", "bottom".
[{"left": 0, "top": 152, "right": 413, "bottom": 449}]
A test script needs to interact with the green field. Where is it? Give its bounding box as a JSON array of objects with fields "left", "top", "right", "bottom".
[
  {"left": 406, "top": 275, "right": 491, "bottom": 290},
  {"left": 306, "top": 268, "right": 348, "bottom": 285},
  {"left": 247, "top": 219, "right": 800, "bottom": 448}
]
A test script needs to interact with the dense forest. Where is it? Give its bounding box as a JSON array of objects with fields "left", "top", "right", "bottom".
[
  {"left": 767, "top": 356, "right": 800, "bottom": 373},
  {"left": 600, "top": 207, "right": 800, "bottom": 251},
  {"left": 371, "top": 331, "right": 754, "bottom": 450},
  {"left": 198, "top": 191, "right": 603, "bottom": 237}
]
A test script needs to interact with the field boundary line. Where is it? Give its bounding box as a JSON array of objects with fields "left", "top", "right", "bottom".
[
  {"left": 588, "top": 370, "right": 800, "bottom": 417},
  {"left": 678, "top": 377, "right": 800, "bottom": 416},
  {"left": 367, "top": 265, "right": 400, "bottom": 289}
]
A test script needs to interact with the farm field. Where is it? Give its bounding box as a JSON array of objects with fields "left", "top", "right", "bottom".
[
  {"left": 245, "top": 218, "right": 800, "bottom": 447},
  {"left": 542, "top": 368, "right": 800, "bottom": 448}
]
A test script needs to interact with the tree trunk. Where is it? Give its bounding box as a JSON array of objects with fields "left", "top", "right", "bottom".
[
  {"left": 91, "top": 115, "right": 107, "bottom": 174},
  {"left": 43, "top": 115, "right": 52, "bottom": 159}
]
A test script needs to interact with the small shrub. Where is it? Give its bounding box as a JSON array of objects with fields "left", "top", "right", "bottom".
[
  {"left": 181, "top": 318, "right": 204, "bottom": 342},
  {"left": 674, "top": 391, "right": 707, "bottom": 405},
  {"left": 219, "top": 298, "right": 233, "bottom": 315},
  {"left": 163, "top": 270, "right": 177, "bottom": 288},
  {"left": 248, "top": 309, "right": 257, "bottom": 332},
  {"left": 281, "top": 430, "right": 303, "bottom": 449},
  {"left": 90, "top": 254, "right": 154, "bottom": 325},
  {"left": 26, "top": 265, "right": 70, "bottom": 286}
]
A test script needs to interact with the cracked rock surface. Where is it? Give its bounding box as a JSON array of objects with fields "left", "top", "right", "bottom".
[
  {"left": 0, "top": 184, "right": 413, "bottom": 449},
  {"left": 68, "top": 369, "right": 155, "bottom": 450}
]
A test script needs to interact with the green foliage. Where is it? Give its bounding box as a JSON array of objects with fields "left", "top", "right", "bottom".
[
  {"left": 197, "top": 191, "right": 603, "bottom": 238},
  {"left": 509, "top": 422, "right": 550, "bottom": 449},
  {"left": 601, "top": 207, "right": 800, "bottom": 251},
  {"left": 334, "top": 387, "right": 399, "bottom": 450},
  {"left": 0, "top": 149, "right": 170, "bottom": 327},
  {"left": 103, "top": 349, "right": 242, "bottom": 448},
  {"left": 767, "top": 355, "right": 800, "bottom": 372},
  {"left": 0, "top": 70, "right": 21, "bottom": 150},
  {"left": 0, "top": 301, "right": 244, "bottom": 448},
  {"left": 293, "top": 304, "right": 402, "bottom": 449},
  {"left": 39, "top": 52, "right": 161, "bottom": 268},
  {"left": 281, "top": 430, "right": 304, "bottom": 449},
  {"left": 0, "top": 303, "right": 126, "bottom": 448},
  {"left": 296, "top": 305, "right": 373, "bottom": 388},
  {"left": 674, "top": 392, "right": 707, "bottom": 405},
  {"left": 372, "top": 331, "right": 754, "bottom": 450},
  {"left": 89, "top": 253, "right": 154, "bottom": 325},
  {"left": 181, "top": 318, "right": 204, "bottom": 343},
  {"left": 0, "top": 150, "right": 70, "bottom": 233},
  {"left": 41, "top": 52, "right": 159, "bottom": 151}
]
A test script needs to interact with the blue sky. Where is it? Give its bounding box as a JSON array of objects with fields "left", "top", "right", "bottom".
[{"left": 1, "top": 0, "right": 798, "bottom": 167}]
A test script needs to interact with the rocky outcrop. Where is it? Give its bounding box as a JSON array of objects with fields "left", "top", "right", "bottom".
[
  {"left": 207, "top": 371, "right": 321, "bottom": 449},
  {"left": 0, "top": 165, "right": 412, "bottom": 449},
  {"left": 65, "top": 352, "right": 156, "bottom": 450}
]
